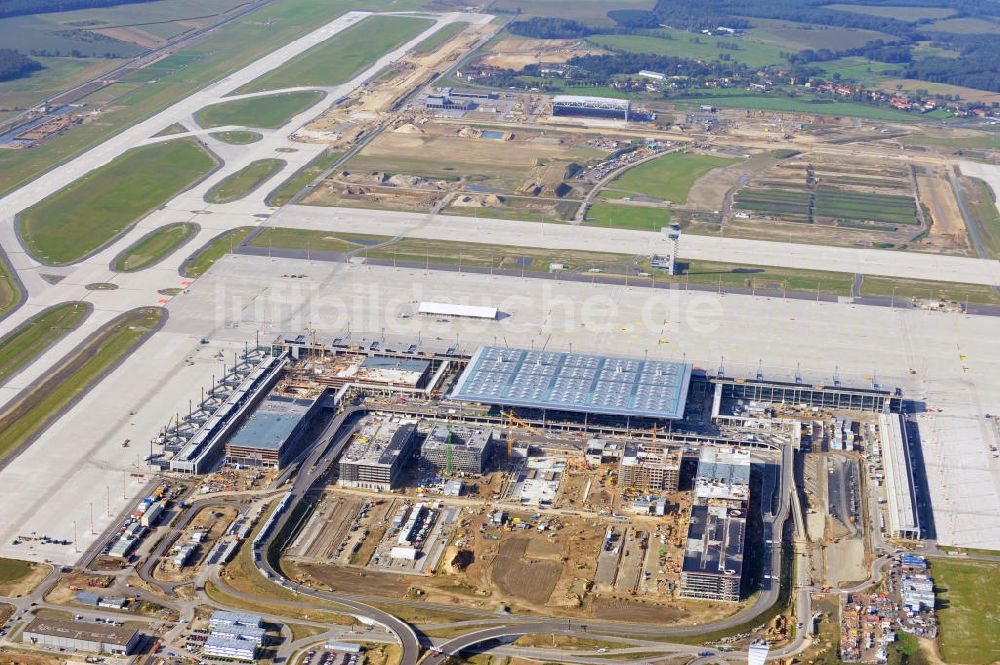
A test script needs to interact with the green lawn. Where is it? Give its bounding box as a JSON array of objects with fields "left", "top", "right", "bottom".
[
  {"left": 210, "top": 130, "right": 263, "bottom": 145},
  {"left": 195, "top": 90, "right": 324, "bottom": 129},
  {"left": 112, "top": 223, "right": 199, "bottom": 272},
  {"left": 412, "top": 21, "right": 468, "bottom": 55},
  {"left": 671, "top": 95, "right": 921, "bottom": 121},
  {"left": 181, "top": 227, "right": 256, "bottom": 278},
  {"left": 932, "top": 558, "right": 1000, "bottom": 664},
  {"left": 601, "top": 152, "right": 738, "bottom": 204},
  {"left": 19, "top": 139, "right": 217, "bottom": 265},
  {"left": 205, "top": 159, "right": 286, "bottom": 204},
  {"left": 0, "top": 307, "right": 164, "bottom": 462},
  {"left": 247, "top": 228, "right": 386, "bottom": 254},
  {"left": 0, "top": 251, "right": 22, "bottom": 319},
  {"left": 860, "top": 275, "right": 1000, "bottom": 306},
  {"left": 266, "top": 149, "right": 343, "bottom": 206},
  {"left": 0, "top": 558, "right": 34, "bottom": 585},
  {"left": 964, "top": 177, "right": 1000, "bottom": 259},
  {"left": 236, "top": 15, "right": 433, "bottom": 93},
  {"left": 584, "top": 203, "right": 671, "bottom": 231},
  {"left": 0, "top": 303, "right": 90, "bottom": 386},
  {"left": 0, "top": 0, "right": 429, "bottom": 198}
]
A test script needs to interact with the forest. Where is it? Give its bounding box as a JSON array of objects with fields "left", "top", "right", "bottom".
[
  {"left": 0, "top": 48, "right": 42, "bottom": 82},
  {"left": 0, "top": 0, "right": 159, "bottom": 19}
]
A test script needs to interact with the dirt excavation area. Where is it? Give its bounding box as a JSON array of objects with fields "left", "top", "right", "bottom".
[
  {"left": 478, "top": 36, "right": 609, "bottom": 71},
  {"left": 298, "top": 21, "right": 497, "bottom": 148},
  {"left": 915, "top": 167, "right": 971, "bottom": 255},
  {"left": 282, "top": 485, "right": 736, "bottom": 625}
]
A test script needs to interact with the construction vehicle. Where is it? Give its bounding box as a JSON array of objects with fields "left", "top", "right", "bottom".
[{"left": 503, "top": 410, "right": 541, "bottom": 458}]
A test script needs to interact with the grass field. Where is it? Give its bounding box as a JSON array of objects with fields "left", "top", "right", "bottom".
[
  {"left": 0, "top": 0, "right": 428, "bottom": 198},
  {"left": 181, "top": 227, "right": 257, "bottom": 277},
  {"left": 266, "top": 149, "right": 343, "bottom": 206},
  {"left": 0, "top": 251, "right": 22, "bottom": 320},
  {"left": 815, "top": 188, "right": 918, "bottom": 225},
  {"left": 962, "top": 177, "right": 1000, "bottom": 259},
  {"left": 19, "top": 139, "right": 216, "bottom": 265},
  {"left": 235, "top": 16, "right": 433, "bottom": 94},
  {"left": 589, "top": 29, "right": 788, "bottom": 69},
  {"left": 825, "top": 3, "right": 956, "bottom": 20},
  {"left": 489, "top": 0, "right": 653, "bottom": 24},
  {"left": 932, "top": 558, "right": 1000, "bottom": 664},
  {"left": 195, "top": 90, "right": 323, "bottom": 129},
  {"left": 861, "top": 275, "right": 1000, "bottom": 306},
  {"left": 112, "top": 222, "right": 199, "bottom": 272},
  {"left": 0, "top": 307, "right": 164, "bottom": 463},
  {"left": 247, "top": 228, "right": 386, "bottom": 255},
  {"left": 601, "top": 152, "right": 738, "bottom": 204},
  {"left": 205, "top": 159, "right": 286, "bottom": 204},
  {"left": 901, "top": 131, "right": 1000, "bottom": 152},
  {"left": 0, "top": 303, "right": 90, "bottom": 386},
  {"left": 671, "top": 94, "right": 920, "bottom": 121},
  {"left": 0, "top": 558, "right": 34, "bottom": 587},
  {"left": 210, "top": 130, "right": 263, "bottom": 144},
  {"left": 584, "top": 203, "right": 670, "bottom": 230},
  {"left": 412, "top": 21, "right": 468, "bottom": 54},
  {"left": 746, "top": 17, "right": 897, "bottom": 50},
  {"left": 0, "top": 56, "right": 120, "bottom": 123},
  {"left": 927, "top": 17, "right": 1000, "bottom": 34}
]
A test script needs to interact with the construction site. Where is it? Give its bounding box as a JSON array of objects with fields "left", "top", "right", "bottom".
[{"left": 137, "top": 323, "right": 920, "bottom": 629}]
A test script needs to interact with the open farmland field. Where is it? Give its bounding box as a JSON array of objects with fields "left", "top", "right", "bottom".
[
  {"left": 733, "top": 188, "right": 812, "bottom": 223},
  {"left": 0, "top": 0, "right": 254, "bottom": 51},
  {"left": 112, "top": 222, "right": 199, "bottom": 272},
  {"left": 825, "top": 4, "right": 957, "bottom": 21},
  {"left": 814, "top": 188, "right": 917, "bottom": 226},
  {"left": 19, "top": 138, "right": 217, "bottom": 265},
  {"left": 728, "top": 155, "right": 930, "bottom": 248},
  {"left": 927, "top": 17, "right": 1000, "bottom": 34},
  {"left": 745, "top": 17, "right": 897, "bottom": 50},
  {"left": 669, "top": 95, "right": 917, "bottom": 121},
  {"left": 878, "top": 79, "right": 1000, "bottom": 106},
  {"left": 932, "top": 558, "right": 1000, "bottom": 664},
  {"left": 195, "top": 91, "right": 324, "bottom": 129},
  {"left": 600, "top": 152, "right": 738, "bottom": 204},
  {"left": 588, "top": 29, "right": 787, "bottom": 69},
  {"left": 235, "top": 16, "right": 433, "bottom": 94},
  {"left": 488, "top": 0, "right": 653, "bottom": 24},
  {"left": 205, "top": 159, "right": 286, "bottom": 204}
]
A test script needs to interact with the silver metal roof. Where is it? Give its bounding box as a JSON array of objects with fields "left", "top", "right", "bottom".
[{"left": 450, "top": 346, "right": 691, "bottom": 419}]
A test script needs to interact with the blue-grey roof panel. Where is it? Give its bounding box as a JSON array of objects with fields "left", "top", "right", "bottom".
[{"left": 450, "top": 346, "right": 691, "bottom": 419}]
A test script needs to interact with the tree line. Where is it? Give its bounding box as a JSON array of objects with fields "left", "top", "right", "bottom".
[
  {"left": 0, "top": 48, "right": 42, "bottom": 82},
  {"left": 0, "top": 0, "right": 158, "bottom": 19}
]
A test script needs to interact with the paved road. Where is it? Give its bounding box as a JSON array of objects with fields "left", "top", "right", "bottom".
[{"left": 267, "top": 204, "right": 1000, "bottom": 287}]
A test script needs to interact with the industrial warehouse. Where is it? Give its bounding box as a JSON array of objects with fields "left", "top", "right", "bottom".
[{"left": 22, "top": 618, "right": 142, "bottom": 655}]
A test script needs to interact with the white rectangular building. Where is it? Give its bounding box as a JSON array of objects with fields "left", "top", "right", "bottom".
[
  {"left": 418, "top": 301, "right": 498, "bottom": 320},
  {"left": 879, "top": 413, "right": 921, "bottom": 539},
  {"left": 203, "top": 635, "right": 258, "bottom": 661}
]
